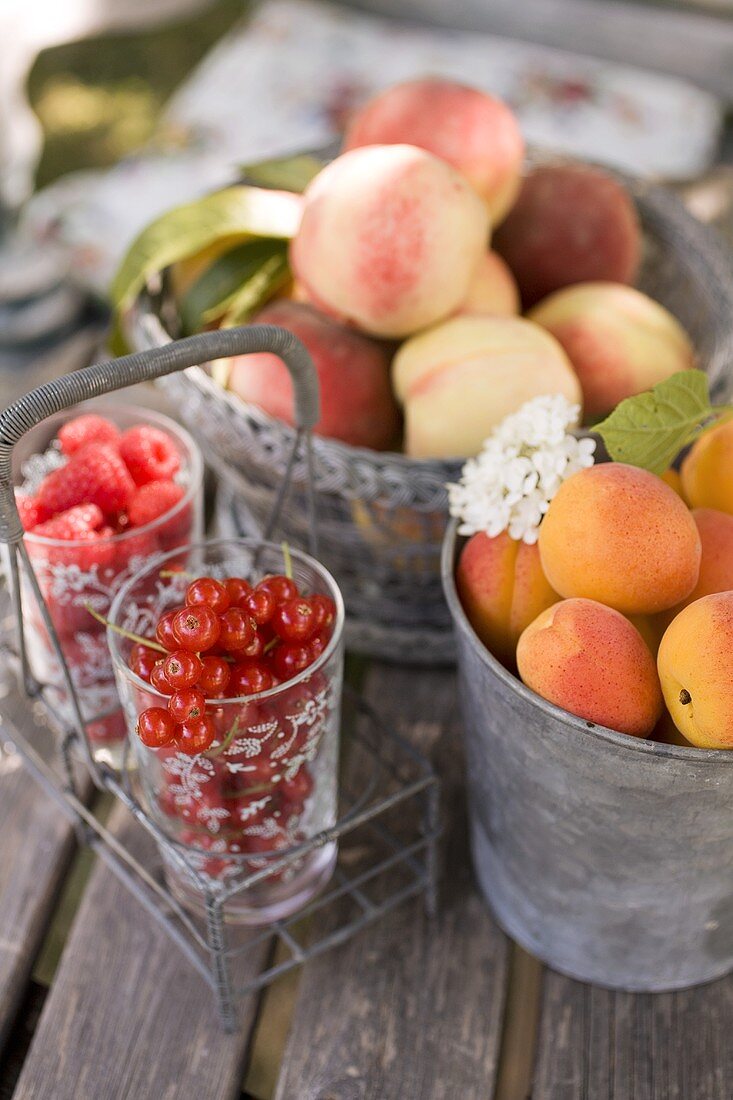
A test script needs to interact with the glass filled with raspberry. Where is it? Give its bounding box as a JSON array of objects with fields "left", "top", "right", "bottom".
[
  {"left": 107, "top": 538, "right": 344, "bottom": 924},
  {"left": 11, "top": 403, "right": 204, "bottom": 766}
]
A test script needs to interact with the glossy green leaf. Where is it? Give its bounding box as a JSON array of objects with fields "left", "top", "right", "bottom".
[
  {"left": 111, "top": 185, "right": 301, "bottom": 310},
  {"left": 179, "top": 238, "right": 289, "bottom": 334},
  {"left": 220, "top": 252, "right": 291, "bottom": 327},
  {"left": 594, "top": 370, "right": 712, "bottom": 474},
  {"left": 240, "top": 153, "right": 325, "bottom": 192}
]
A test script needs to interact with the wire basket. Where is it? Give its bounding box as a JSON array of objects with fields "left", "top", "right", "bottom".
[
  {"left": 127, "top": 167, "right": 733, "bottom": 664},
  {"left": 0, "top": 327, "right": 440, "bottom": 1029}
]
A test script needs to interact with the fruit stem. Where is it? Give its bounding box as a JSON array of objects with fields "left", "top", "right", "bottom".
[
  {"left": 85, "top": 604, "right": 167, "bottom": 653},
  {"left": 263, "top": 635, "right": 279, "bottom": 654},
  {"left": 281, "top": 541, "right": 293, "bottom": 580},
  {"left": 159, "top": 569, "right": 196, "bottom": 580},
  {"left": 206, "top": 716, "right": 239, "bottom": 758}
]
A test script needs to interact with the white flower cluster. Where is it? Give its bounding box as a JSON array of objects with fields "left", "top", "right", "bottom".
[{"left": 448, "top": 394, "right": 596, "bottom": 544}]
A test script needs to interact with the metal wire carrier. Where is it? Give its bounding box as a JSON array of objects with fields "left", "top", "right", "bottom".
[{"left": 0, "top": 327, "right": 440, "bottom": 1029}]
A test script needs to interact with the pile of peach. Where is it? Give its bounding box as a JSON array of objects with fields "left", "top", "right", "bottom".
[
  {"left": 457, "top": 419, "right": 733, "bottom": 750},
  {"left": 220, "top": 77, "right": 694, "bottom": 459}
]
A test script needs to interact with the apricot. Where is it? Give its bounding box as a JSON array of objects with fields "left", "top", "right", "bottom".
[
  {"left": 290, "top": 145, "right": 489, "bottom": 338},
  {"left": 392, "top": 315, "right": 581, "bottom": 459},
  {"left": 343, "top": 78, "right": 524, "bottom": 223},
  {"left": 493, "top": 163, "right": 640, "bottom": 307},
  {"left": 516, "top": 598, "right": 662, "bottom": 737},
  {"left": 657, "top": 592, "right": 733, "bottom": 748},
  {"left": 529, "top": 283, "right": 696, "bottom": 422},
  {"left": 538, "top": 464, "right": 701, "bottom": 615},
  {"left": 455, "top": 250, "right": 520, "bottom": 317},
  {"left": 681, "top": 418, "right": 733, "bottom": 513},
  {"left": 660, "top": 467, "right": 687, "bottom": 503},
  {"left": 456, "top": 531, "right": 558, "bottom": 664},
  {"left": 228, "top": 300, "right": 400, "bottom": 449}
]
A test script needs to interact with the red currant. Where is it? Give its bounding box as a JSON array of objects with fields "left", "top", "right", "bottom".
[
  {"left": 311, "top": 594, "right": 336, "bottom": 632},
  {"left": 245, "top": 586, "right": 275, "bottom": 625},
  {"left": 272, "top": 597, "right": 318, "bottom": 642},
  {"left": 225, "top": 576, "right": 252, "bottom": 607},
  {"left": 172, "top": 605, "right": 221, "bottom": 651},
  {"left": 258, "top": 574, "right": 298, "bottom": 604},
  {"left": 185, "top": 576, "right": 230, "bottom": 615},
  {"left": 137, "top": 707, "right": 176, "bottom": 748},
  {"left": 308, "top": 631, "right": 329, "bottom": 660},
  {"left": 163, "top": 649, "right": 203, "bottom": 689},
  {"left": 218, "top": 608, "right": 255, "bottom": 651},
  {"left": 199, "top": 655, "right": 231, "bottom": 696},
  {"left": 176, "top": 715, "right": 216, "bottom": 755},
  {"left": 168, "top": 688, "right": 206, "bottom": 723},
  {"left": 130, "top": 642, "right": 158, "bottom": 681},
  {"left": 280, "top": 767, "right": 314, "bottom": 803},
  {"left": 272, "top": 642, "right": 312, "bottom": 681},
  {"left": 155, "top": 609, "right": 179, "bottom": 650},
  {"left": 230, "top": 632, "right": 265, "bottom": 661},
  {"left": 150, "top": 660, "right": 175, "bottom": 695},
  {"left": 229, "top": 661, "right": 274, "bottom": 696}
]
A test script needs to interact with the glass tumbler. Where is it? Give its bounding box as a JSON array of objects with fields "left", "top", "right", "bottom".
[
  {"left": 108, "top": 539, "right": 344, "bottom": 925},
  {"left": 11, "top": 401, "right": 204, "bottom": 767}
]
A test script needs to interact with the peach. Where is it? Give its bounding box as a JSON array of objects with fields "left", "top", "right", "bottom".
[
  {"left": 290, "top": 145, "right": 490, "bottom": 338},
  {"left": 392, "top": 315, "right": 581, "bottom": 459},
  {"left": 456, "top": 531, "right": 559, "bottom": 665},
  {"left": 517, "top": 598, "right": 662, "bottom": 737},
  {"left": 681, "top": 418, "right": 733, "bottom": 513},
  {"left": 538, "top": 464, "right": 701, "bottom": 615},
  {"left": 529, "top": 283, "right": 696, "bottom": 422},
  {"left": 657, "top": 592, "right": 733, "bottom": 748},
  {"left": 343, "top": 78, "right": 524, "bottom": 223},
  {"left": 492, "top": 163, "right": 640, "bottom": 307},
  {"left": 228, "top": 300, "right": 400, "bottom": 450},
  {"left": 455, "top": 250, "right": 520, "bottom": 317}
]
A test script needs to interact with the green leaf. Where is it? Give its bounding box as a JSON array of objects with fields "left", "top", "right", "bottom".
[
  {"left": 594, "top": 370, "right": 712, "bottom": 474},
  {"left": 110, "top": 185, "right": 301, "bottom": 310},
  {"left": 240, "top": 153, "right": 325, "bottom": 192},
  {"left": 178, "top": 238, "right": 289, "bottom": 334},
  {"left": 220, "top": 252, "right": 291, "bottom": 327}
]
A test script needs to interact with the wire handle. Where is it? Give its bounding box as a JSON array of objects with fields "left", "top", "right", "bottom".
[
  {"left": 0, "top": 325, "right": 320, "bottom": 787},
  {"left": 0, "top": 325, "right": 319, "bottom": 544}
]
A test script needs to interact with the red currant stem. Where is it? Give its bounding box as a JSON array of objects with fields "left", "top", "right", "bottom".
[
  {"left": 205, "top": 716, "right": 240, "bottom": 759},
  {"left": 263, "top": 635, "right": 279, "bottom": 654},
  {"left": 159, "top": 569, "right": 197, "bottom": 580},
  {"left": 85, "top": 604, "right": 167, "bottom": 654},
  {"left": 281, "top": 541, "right": 293, "bottom": 580}
]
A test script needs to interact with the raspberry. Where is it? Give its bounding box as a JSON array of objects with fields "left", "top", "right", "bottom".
[
  {"left": 33, "top": 503, "right": 104, "bottom": 539},
  {"left": 119, "top": 425, "right": 180, "bottom": 486},
  {"left": 58, "top": 414, "right": 120, "bottom": 456},
  {"left": 128, "top": 480, "right": 185, "bottom": 528},
  {"left": 15, "top": 494, "right": 48, "bottom": 531},
  {"left": 37, "top": 443, "right": 135, "bottom": 518}
]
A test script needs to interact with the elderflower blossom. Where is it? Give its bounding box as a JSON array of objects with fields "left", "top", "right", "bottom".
[{"left": 448, "top": 394, "right": 596, "bottom": 544}]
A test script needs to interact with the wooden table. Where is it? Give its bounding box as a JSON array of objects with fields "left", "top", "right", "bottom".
[{"left": 0, "top": 648, "right": 731, "bottom": 1100}]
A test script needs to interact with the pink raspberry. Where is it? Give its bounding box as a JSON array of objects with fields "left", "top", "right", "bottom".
[
  {"left": 33, "top": 503, "right": 104, "bottom": 539},
  {"left": 128, "top": 480, "right": 185, "bottom": 528},
  {"left": 15, "top": 494, "right": 49, "bottom": 531},
  {"left": 119, "top": 425, "right": 180, "bottom": 486},
  {"left": 58, "top": 414, "right": 120, "bottom": 456},
  {"left": 37, "top": 443, "right": 135, "bottom": 518}
]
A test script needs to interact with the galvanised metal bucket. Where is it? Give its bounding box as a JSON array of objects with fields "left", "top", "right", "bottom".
[{"left": 441, "top": 519, "right": 733, "bottom": 991}]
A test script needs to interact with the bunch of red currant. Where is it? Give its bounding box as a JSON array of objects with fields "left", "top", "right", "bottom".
[{"left": 132, "top": 572, "right": 336, "bottom": 754}]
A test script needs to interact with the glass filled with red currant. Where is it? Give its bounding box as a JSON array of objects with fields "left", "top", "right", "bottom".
[
  {"left": 9, "top": 402, "right": 204, "bottom": 768},
  {"left": 107, "top": 538, "right": 344, "bottom": 925}
]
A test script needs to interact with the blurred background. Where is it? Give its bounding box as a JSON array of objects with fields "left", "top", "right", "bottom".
[{"left": 2, "top": 0, "right": 733, "bottom": 396}]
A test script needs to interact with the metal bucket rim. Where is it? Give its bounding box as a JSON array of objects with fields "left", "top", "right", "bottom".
[{"left": 441, "top": 517, "right": 733, "bottom": 766}]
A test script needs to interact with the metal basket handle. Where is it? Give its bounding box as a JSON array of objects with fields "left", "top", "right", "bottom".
[{"left": 0, "top": 325, "right": 320, "bottom": 785}]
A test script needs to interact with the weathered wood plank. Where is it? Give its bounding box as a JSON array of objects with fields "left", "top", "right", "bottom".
[
  {"left": 533, "top": 970, "right": 733, "bottom": 1100},
  {"left": 274, "top": 664, "right": 510, "bottom": 1100},
  {"left": 12, "top": 800, "right": 270, "bottom": 1100},
  {"left": 0, "top": 672, "right": 85, "bottom": 1049}
]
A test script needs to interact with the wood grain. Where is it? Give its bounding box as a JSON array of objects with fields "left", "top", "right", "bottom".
[
  {"left": 12, "top": 800, "right": 270, "bottom": 1100},
  {"left": 0, "top": 673, "right": 85, "bottom": 1050},
  {"left": 533, "top": 970, "right": 733, "bottom": 1100},
  {"left": 274, "top": 664, "right": 509, "bottom": 1100}
]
